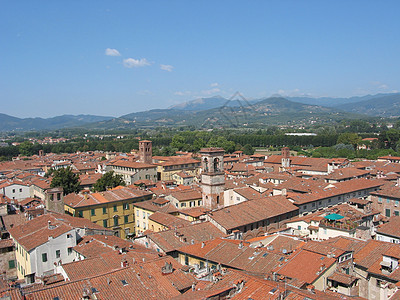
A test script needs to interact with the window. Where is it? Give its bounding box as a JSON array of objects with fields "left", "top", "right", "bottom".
[
  {"left": 298, "top": 225, "right": 301, "bottom": 230},
  {"left": 198, "top": 200, "right": 202, "bottom": 206},
  {"left": 312, "top": 203, "right": 315, "bottom": 207},
  {"left": 8, "top": 260, "right": 15, "bottom": 269},
  {"left": 12, "top": 189, "right": 15, "bottom": 193},
  {"left": 42, "top": 253, "right": 48, "bottom": 262},
  {"left": 91, "top": 209, "right": 95, "bottom": 216},
  {"left": 78, "top": 211, "right": 83, "bottom": 218},
  {"left": 136, "top": 210, "right": 139, "bottom": 217},
  {"left": 114, "top": 217, "right": 119, "bottom": 226},
  {"left": 387, "top": 199, "right": 390, "bottom": 204},
  {"left": 124, "top": 215, "right": 129, "bottom": 223},
  {"left": 113, "top": 205, "right": 117, "bottom": 212},
  {"left": 200, "top": 261, "right": 205, "bottom": 269},
  {"left": 67, "top": 234, "right": 72, "bottom": 239},
  {"left": 103, "top": 220, "right": 108, "bottom": 227},
  {"left": 19, "top": 188, "right": 22, "bottom": 192},
  {"left": 386, "top": 209, "right": 391, "bottom": 217},
  {"left": 123, "top": 203, "right": 129, "bottom": 210},
  {"left": 67, "top": 247, "right": 73, "bottom": 255},
  {"left": 378, "top": 197, "right": 382, "bottom": 203},
  {"left": 103, "top": 207, "right": 107, "bottom": 214},
  {"left": 56, "top": 250, "right": 61, "bottom": 258}
]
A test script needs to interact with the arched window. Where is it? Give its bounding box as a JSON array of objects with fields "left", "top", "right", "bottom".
[
  {"left": 203, "top": 158, "right": 208, "bottom": 172},
  {"left": 214, "top": 158, "right": 219, "bottom": 172}
]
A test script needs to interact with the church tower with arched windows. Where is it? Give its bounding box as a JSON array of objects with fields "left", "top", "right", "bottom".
[{"left": 200, "top": 148, "right": 225, "bottom": 210}]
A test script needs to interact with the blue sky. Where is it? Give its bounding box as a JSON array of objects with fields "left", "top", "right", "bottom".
[{"left": 1, "top": 1, "right": 399, "bottom": 118}]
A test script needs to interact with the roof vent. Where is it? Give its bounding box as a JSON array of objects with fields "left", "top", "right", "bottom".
[{"left": 162, "top": 262, "right": 174, "bottom": 275}]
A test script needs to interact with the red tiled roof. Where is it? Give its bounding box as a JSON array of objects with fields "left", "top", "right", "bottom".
[
  {"left": 208, "top": 195, "right": 298, "bottom": 230},
  {"left": 65, "top": 186, "right": 152, "bottom": 208},
  {"left": 274, "top": 249, "right": 336, "bottom": 284},
  {"left": 9, "top": 213, "right": 108, "bottom": 251}
]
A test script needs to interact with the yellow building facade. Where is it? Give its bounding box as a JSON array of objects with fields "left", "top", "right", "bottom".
[{"left": 64, "top": 187, "right": 152, "bottom": 239}]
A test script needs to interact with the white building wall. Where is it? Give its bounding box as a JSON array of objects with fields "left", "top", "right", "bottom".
[
  {"left": 30, "top": 229, "right": 77, "bottom": 277},
  {"left": 3, "top": 184, "right": 30, "bottom": 200}
]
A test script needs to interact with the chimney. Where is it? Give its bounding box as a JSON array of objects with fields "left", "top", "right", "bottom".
[
  {"left": 307, "top": 284, "right": 315, "bottom": 294},
  {"left": 121, "top": 259, "right": 129, "bottom": 268},
  {"left": 161, "top": 262, "right": 173, "bottom": 275},
  {"left": 201, "top": 242, "right": 205, "bottom": 248},
  {"left": 238, "top": 241, "right": 244, "bottom": 249}
]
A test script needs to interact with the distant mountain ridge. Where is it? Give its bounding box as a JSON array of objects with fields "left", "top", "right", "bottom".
[
  {"left": 335, "top": 94, "right": 400, "bottom": 117},
  {"left": 168, "top": 93, "right": 400, "bottom": 113},
  {"left": 2, "top": 93, "right": 399, "bottom": 131},
  {"left": 0, "top": 114, "right": 113, "bottom": 131},
  {"left": 86, "top": 96, "right": 365, "bottom": 130}
]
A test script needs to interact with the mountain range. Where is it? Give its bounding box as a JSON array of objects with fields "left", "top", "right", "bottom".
[
  {"left": 0, "top": 114, "right": 113, "bottom": 132},
  {"left": 1, "top": 93, "right": 399, "bottom": 131}
]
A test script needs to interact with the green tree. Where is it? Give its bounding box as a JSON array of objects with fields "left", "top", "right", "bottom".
[
  {"left": 92, "top": 171, "right": 125, "bottom": 192},
  {"left": 19, "top": 141, "right": 34, "bottom": 156},
  {"left": 50, "top": 167, "right": 81, "bottom": 195},
  {"left": 243, "top": 144, "right": 255, "bottom": 155},
  {"left": 337, "top": 133, "right": 361, "bottom": 149}
]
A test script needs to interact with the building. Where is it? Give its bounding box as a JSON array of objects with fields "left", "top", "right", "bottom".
[
  {"left": 139, "top": 140, "right": 152, "bottom": 164},
  {"left": 166, "top": 188, "right": 203, "bottom": 209},
  {"left": 288, "top": 178, "right": 383, "bottom": 215},
  {"left": 177, "top": 238, "right": 286, "bottom": 277},
  {"left": 375, "top": 216, "right": 400, "bottom": 243},
  {"left": 154, "top": 156, "right": 201, "bottom": 181},
  {"left": 0, "top": 239, "right": 16, "bottom": 280},
  {"left": 107, "top": 160, "right": 157, "bottom": 185},
  {"left": 206, "top": 195, "right": 299, "bottom": 239},
  {"left": 8, "top": 213, "right": 111, "bottom": 281},
  {"left": 133, "top": 197, "right": 178, "bottom": 235},
  {"left": 200, "top": 148, "right": 225, "bottom": 210},
  {"left": 134, "top": 221, "right": 225, "bottom": 256},
  {"left": 0, "top": 181, "right": 30, "bottom": 201},
  {"left": 64, "top": 186, "right": 152, "bottom": 239},
  {"left": 370, "top": 185, "right": 400, "bottom": 217}
]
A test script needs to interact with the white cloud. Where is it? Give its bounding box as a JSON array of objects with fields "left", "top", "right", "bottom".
[
  {"left": 137, "top": 90, "right": 153, "bottom": 96},
  {"left": 210, "top": 82, "right": 219, "bottom": 87},
  {"left": 105, "top": 48, "right": 121, "bottom": 56},
  {"left": 160, "top": 64, "right": 173, "bottom": 72},
  {"left": 174, "top": 91, "right": 191, "bottom": 96},
  {"left": 379, "top": 84, "right": 389, "bottom": 90},
  {"left": 123, "top": 58, "right": 151, "bottom": 68},
  {"left": 202, "top": 88, "right": 220, "bottom": 95}
]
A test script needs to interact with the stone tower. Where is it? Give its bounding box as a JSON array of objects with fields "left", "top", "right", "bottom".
[
  {"left": 200, "top": 148, "right": 225, "bottom": 210},
  {"left": 139, "top": 140, "right": 152, "bottom": 164},
  {"left": 45, "top": 187, "right": 64, "bottom": 214},
  {"left": 281, "top": 147, "right": 290, "bottom": 170}
]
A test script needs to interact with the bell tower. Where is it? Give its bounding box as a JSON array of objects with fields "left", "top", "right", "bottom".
[
  {"left": 200, "top": 148, "right": 225, "bottom": 210},
  {"left": 45, "top": 187, "right": 64, "bottom": 214},
  {"left": 139, "top": 140, "right": 152, "bottom": 164},
  {"left": 281, "top": 147, "right": 290, "bottom": 170}
]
